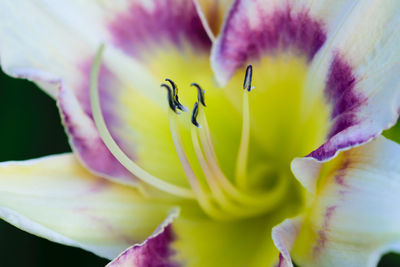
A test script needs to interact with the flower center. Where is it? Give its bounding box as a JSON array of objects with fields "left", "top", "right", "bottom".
[
  {"left": 159, "top": 66, "right": 289, "bottom": 221},
  {"left": 90, "top": 46, "right": 330, "bottom": 222}
]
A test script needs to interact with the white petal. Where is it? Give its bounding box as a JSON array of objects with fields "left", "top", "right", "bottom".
[
  {"left": 211, "top": 0, "right": 400, "bottom": 163},
  {"left": 0, "top": 154, "right": 177, "bottom": 259},
  {"left": 306, "top": 0, "right": 400, "bottom": 161},
  {"left": 287, "top": 136, "right": 400, "bottom": 266}
]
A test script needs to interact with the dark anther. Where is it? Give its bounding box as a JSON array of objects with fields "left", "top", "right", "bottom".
[
  {"left": 191, "top": 83, "right": 206, "bottom": 107},
  {"left": 191, "top": 102, "right": 200, "bottom": 127},
  {"left": 161, "top": 83, "right": 177, "bottom": 112},
  {"left": 165, "top": 78, "right": 176, "bottom": 90},
  {"left": 243, "top": 64, "right": 253, "bottom": 92},
  {"left": 165, "top": 78, "right": 186, "bottom": 111}
]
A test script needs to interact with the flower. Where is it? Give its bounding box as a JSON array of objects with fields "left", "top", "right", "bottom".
[{"left": 1, "top": 0, "right": 400, "bottom": 266}]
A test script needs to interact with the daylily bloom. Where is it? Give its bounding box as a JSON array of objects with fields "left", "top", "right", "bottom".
[{"left": 1, "top": 0, "right": 400, "bottom": 266}]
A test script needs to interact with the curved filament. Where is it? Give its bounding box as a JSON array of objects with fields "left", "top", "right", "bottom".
[{"left": 90, "top": 45, "right": 194, "bottom": 199}]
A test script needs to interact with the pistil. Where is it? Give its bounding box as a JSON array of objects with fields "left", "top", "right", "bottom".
[{"left": 235, "top": 65, "right": 253, "bottom": 189}]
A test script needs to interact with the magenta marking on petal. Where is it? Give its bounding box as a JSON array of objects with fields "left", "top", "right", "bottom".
[
  {"left": 308, "top": 53, "right": 369, "bottom": 161},
  {"left": 108, "top": 0, "right": 211, "bottom": 57},
  {"left": 85, "top": 179, "right": 110, "bottom": 195},
  {"left": 327, "top": 113, "right": 359, "bottom": 140},
  {"left": 78, "top": 60, "right": 124, "bottom": 132},
  {"left": 325, "top": 53, "right": 365, "bottom": 121},
  {"left": 112, "top": 225, "right": 179, "bottom": 267},
  {"left": 57, "top": 58, "right": 135, "bottom": 181},
  {"left": 58, "top": 88, "right": 132, "bottom": 180},
  {"left": 134, "top": 226, "right": 178, "bottom": 267},
  {"left": 325, "top": 53, "right": 366, "bottom": 139},
  {"left": 278, "top": 253, "right": 284, "bottom": 267},
  {"left": 307, "top": 133, "right": 375, "bottom": 162},
  {"left": 313, "top": 205, "right": 337, "bottom": 256},
  {"left": 214, "top": 0, "right": 326, "bottom": 81},
  {"left": 334, "top": 159, "right": 351, "bottom": 186}
]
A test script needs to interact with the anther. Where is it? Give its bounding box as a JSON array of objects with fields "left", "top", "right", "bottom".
[
  {"left": 191, "top": 83, "right": 206, "bottom": 107},
  {"left": 243, "top": 65, "right": 254, "bottom": 92},
  {"left": 191, "top": 102, "right": 200, "bottom": 127},
  {"left": 165, "top": 78, "right": 176, "bottom": 89},
  {"left": 161, "top": 83, "right": 177, "bottom": 112},
  {"left": 165, "top": 78, "right": 186, "bottom": 112}
]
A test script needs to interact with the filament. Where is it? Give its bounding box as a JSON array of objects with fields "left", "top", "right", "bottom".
[
  {"left": 90, "top": 45, "right": 194, "bottom": 199},
  {"left": 235, "top": 89, "right": 251, "bottom": 188},
  {"left": 168, "top": 109, "right": 234, "bottom": 220},
  {"left": 194, "top": 102, "right": 287, "bottom": 217},
  {"left": 91, "top": 46, "right": 287, "bottom": 219},
  {"left": 191, "top": 126, "right": 232, "bottom": 208},
  {"left": 235, "top": 65, "right": 253, "bottom": 189}
]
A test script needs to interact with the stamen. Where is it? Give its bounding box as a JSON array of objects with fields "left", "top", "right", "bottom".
[
  {"left": 189, "top": 84, "right": 258, "bottom": 203},
  {"left": 189, "top": 85, "right": 247, "bottom": 214},
  {"left": 191, "top": 83, "right": 206, "bottom": 107},
  {"left": 190, "top": 125, "right": 232, "bottom": 209},
  {"left": 168, "top": 110, "right": 202, "bottom": 193},
  {"left": 192, "top": 113, "right": 288, "bottom": 218},
  {"left": 191, "top": 102, "right": 200, "bottom": 128},
  {"left": 187, "top": 80, "right": 288, "bottom": 218},
  {"left": 235, "top": 65, "right": 253, "bottom": 189},
  {"left": 187, "top": 73, "right": 286, "bottom": 211},
  {"left": 91, "top": 46, "right": 287, "bottom": 219},
  {"left": 194, "top": 107, "right": 279, "bottom": 205},
  {"left": 189, "top": 85, "right": 228, "bottom": 189},
  {"left": 160, "top": 83, "right": 177, "bottom": 113},
  {"left": 165, "top": 78, "right": 187, "bottom": 112},
  {"left": 188, "top": 85, "right": 274, "bottom": 213},
  {"left": 90, "top": 44, "right": 194, "bottom": 199},
  {"left": 168, "top": 109, "right": 232, "bottom": 220},
  {"left": 161, "top": 80, "right": 234, "bottom": 219}
]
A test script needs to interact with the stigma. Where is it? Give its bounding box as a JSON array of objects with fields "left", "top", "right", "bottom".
[{"left": 243, "top": 64, "right": 254, "bottom": 92}]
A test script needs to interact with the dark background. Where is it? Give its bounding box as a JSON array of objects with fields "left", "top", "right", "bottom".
[{"left": 0, "top": 69, "right": 399, "bottom": 266}]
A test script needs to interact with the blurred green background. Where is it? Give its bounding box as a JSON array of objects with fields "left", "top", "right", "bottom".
[{"left": 0, "top": 69, "right": 399, "bottom": 266}]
